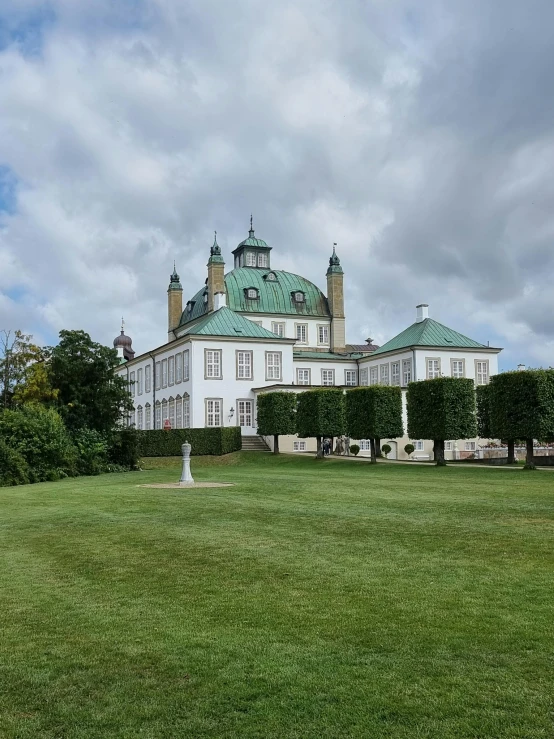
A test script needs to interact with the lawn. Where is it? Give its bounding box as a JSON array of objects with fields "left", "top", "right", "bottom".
[{"left": 0, "top": 453, "right": 553, "bottom": 738}]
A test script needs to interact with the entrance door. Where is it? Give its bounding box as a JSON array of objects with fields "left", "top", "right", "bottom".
[{"left": 237, "top": 400, "right": 253, "bottom": 429}]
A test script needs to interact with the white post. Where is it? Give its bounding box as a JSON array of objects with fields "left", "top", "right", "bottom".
[{"left": 179, "top": 441, "right": 194, "bottom": 485}]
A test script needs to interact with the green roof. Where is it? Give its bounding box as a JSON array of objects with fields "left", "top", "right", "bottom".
[
  {"left": 180, "top": 268, "right": 330, "bottom": 326},
  {"left": 372, "top": 318, "right": 487, "bottom": 355},
  {"left": 180, "top": 306, "right": 287, "bottom": 340}
]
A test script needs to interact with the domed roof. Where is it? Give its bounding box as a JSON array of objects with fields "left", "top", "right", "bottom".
[
  {"left": 179, "top": 268, "right": 331, "bottom": 327},
  {"left": 113, "top": 321, "right": 135, "bottom": 361},
  {"left": 232, "top": 217, "right": 271, "bottom": 252}
]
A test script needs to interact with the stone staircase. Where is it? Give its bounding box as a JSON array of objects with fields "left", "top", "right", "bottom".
[{"left": 241, "top": 435, "right": 271, "bottom": 452}]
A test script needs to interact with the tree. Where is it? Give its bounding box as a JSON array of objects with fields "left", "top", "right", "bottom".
[
  {"left": 13, "top": 348, "right": 58, "bottom": 406},
  {"left": 345, "top": 386, "right": 403, "bottom": 463},
  {"left": 0, "top": 330, "right": 43, "bottom": 409},
  {"left": 49, "top": 330, "right": 133, "bottom": 433},
  {"left": 404, "top": 443, "right": 415, "bottom": 458},
  {"left": 489, "top": 369, "right": 554, "bottom": 470},
  {"left": 407, "top": 377, "right": 477, "bottom": 466},
  {"left": 296, "top": 389, "right": 345, "bottom": 458},
  {"left": 381, "top": 443, "right": 391, "bottom": 457},
  {"left": 476, "top": 383, "right": 515, "bottom": 464},
  {"left": 256, "top": 391, "right": 297, "bottom": 453}
]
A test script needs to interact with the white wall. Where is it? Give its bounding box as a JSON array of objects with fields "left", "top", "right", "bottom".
[{"left": 242, "top": 315, "right": 331, "bottom": 350}]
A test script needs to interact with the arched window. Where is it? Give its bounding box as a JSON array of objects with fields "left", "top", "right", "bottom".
[
  {"left": 292, "top": 291, "right": 305, "bottom": 303},
  {"left": 176, "top": 395, "right": 182, "bottom": 428},
  {"left": 161, "top": 399, "right": 168, "bottom": 425},
  {"left": 168, "top": 397, "right": 175, "bottom": 429},
  {"left": 137, "top": 406, "right": 143, "bottom": 430},
  {"left": 183, "top": 392, "right": 190, "bottom": 428},
  {"left": 155, "top": 401, "right": 161, "bottom": 430},
  {"left": 145, "top": 403, "right": 152, "bottom": 430},
  {"left": 265, "top": 271, "right": 277, "bottom": 281}
]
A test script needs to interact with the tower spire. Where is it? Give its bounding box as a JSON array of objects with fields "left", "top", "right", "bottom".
[{"left": 249, "top": 214, "right": 254, "bottom": 237}]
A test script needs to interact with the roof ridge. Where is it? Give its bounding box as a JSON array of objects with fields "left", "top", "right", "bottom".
[{"left": 372, "top": 316, "right": 486, "bottom": 355}]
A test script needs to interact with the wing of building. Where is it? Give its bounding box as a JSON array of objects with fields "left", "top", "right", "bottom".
[{"left": 115, "top": 222, "right": 502, "bottom": 460}]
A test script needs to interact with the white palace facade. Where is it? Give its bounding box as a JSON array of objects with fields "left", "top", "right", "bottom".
[{"left": 114, "top": 222, "right": 501, "bottom": 460}]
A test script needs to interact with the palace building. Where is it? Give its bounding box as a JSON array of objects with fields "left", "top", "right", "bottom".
[{"left": 115, "top": 221, "right": 502, "bottom": 459}]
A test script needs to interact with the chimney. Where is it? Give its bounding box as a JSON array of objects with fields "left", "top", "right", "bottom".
[
  {"left": 207, "top": 232, "right": 225, "bottom": 313},
  {"left": 416, "top": 304, "right": 429, "bottom": 323},
  {"left": 167, "top": 264, "right": 183, "bottom": 341},
  {"left": 517, "top": 363, "right": 526, "bottom": 371},
  {"left": 214, "top": 292, "right": 227, "bottom": 310}
]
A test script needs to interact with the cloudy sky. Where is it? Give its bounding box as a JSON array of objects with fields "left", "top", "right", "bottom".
[{"left": 1, "top": 0, "right": 553, "bottom": 369}]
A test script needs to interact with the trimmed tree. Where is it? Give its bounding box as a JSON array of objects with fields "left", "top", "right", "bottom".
[
  {"left": 345, "top": 386, "right": 403, "bottom": 463},
  {"left": 489, "top": 369, "right": 554, "bottom": 470},
  {"left": 477, "top": 383, "right": 515, "bottom": 464},
  {"left": 296, "top": 389, "right": 345, "bottom": 458},
  {"left": 256, "top": 391, "right": 297, "bottom": 453},
  {"left": 404, "top": 443, "right": 415, "bottom": 458},
  {"left": 407, "top": 377, "right": 477, "bottom": 466}
]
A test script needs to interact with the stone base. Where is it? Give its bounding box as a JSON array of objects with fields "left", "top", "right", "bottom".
[{"left": 139, "top": 482, "right": 234, "bottom": 489}]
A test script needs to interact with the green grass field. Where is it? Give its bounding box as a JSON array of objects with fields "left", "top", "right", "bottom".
[{"left": 1, "top": 453, "right": 553, "bottom": 738}]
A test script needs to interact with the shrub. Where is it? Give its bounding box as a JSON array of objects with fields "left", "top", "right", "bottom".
[
  {"left": 349, "top": 443, "right": 360, "bottom": 456},
  {"left": 72, "top": 428, "right": 110, "bottom": 476},
  {"left": 296, "top": 389, "right": 345, "bottom": 458},
  {"left": 404, "top": 443, "right": 415, "bottom": 457},
  {"left": 109, "top": 427, "right": 140, "bottom": 470},
  {"left": 381, "top": 443, "right": 391, "bottom": 457},
  {"left": 0, "top": 437, "right": 30, "bottom": 487},
  {"left": 137, "top": 428, "right": 241, "bottom": 457},
  {"left": 257, "top": 391, "right": 297, "bottom": 453}
]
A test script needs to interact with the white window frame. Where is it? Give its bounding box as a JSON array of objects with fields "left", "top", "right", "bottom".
[
  {"left": 176, "top": 397, "right": 182, "bottom": 428},
  {"left": 360, "top": 440, "right": 371, "bottom": 451},
  {"left": 145, "top": 364, "right": 151, "bottom": 393},
  {"left": 162, "top": 359, "right": 168, "bottom": 388},
  {"left": 145, "top": 404, "right": 151, "bottom": 430},
  {"left": 237, "top": 399, "right": 253, "bottom": 427},
  {"left": 246, "top": 288, "right": 258, "bottom": 299},
  {"left": 344, "top": 369, "right": 357, "bottom": 386},
  {"left": 296, "top": 368, "right": 311, "bottom": 385},
  {"left": 257, "top": 253, "right": 268, "bottom": 268},
  {"left": 205, "top": 398, "right": 222, "bottom": 427},
  {"left": 236, "top": 350, "right": 253, "bottom": 380},
  {"left": 370, "top": 367, "right": 378, "bottom": 385},
  {"left": 169, "top": 397, "right": 175, "bottom": 428},
  {"left": 162, "top": 399, "right": 168, "bottom": 424},
  {"left": 246, "top": 252, "right": 256, "bottom": 267},
  {"left": 271, "top": 322, "right": 285, "bottom": 337},
  {"left": 465, "top": 441, "right": 476, "bottom": 451},
  {"left": 168, "top": 356, "right": 175, "bottom": 386},
  {"left": 321, "top": 369, "right": 335, "bottom": 386},
  {"left": 183, "top": 350, "right": 190, "bottom": 381},
  {"left": 359, "top": 368, "right": 368, "bottom": 386},
  {"left": 295, "top": 323, "right": 308, "bottom": 344},
  {"left": 293, "top": 291, "right": 305, "bottom": 303},
  {"left": 175, "top": 353, "right": 183, "bottom": 383},
  {"left": 380, "top": 364, "right": 389, "bottom": 385},
  {"left": 129, "top": 371, "right": 136, "bottom": 397},
  {"left": 137, "top": 406, "right": 143, "bottom": 430},
  {"left": 293, "top": 441, "right": 307, "bottom": 452},
  {"left": 317, "top": 325, "right": 329, "bottom": 346},
  {"left": 205, "top": 349, "right": 222, "bottom": 379},
  {"left": 412, "top": 440, "right": 424, "bottom": 452},
  {"left": 402, "top": 359, "right": 412, "bottom": 386},
  {"left": 265, "top": 352, "right": 282, "bottom": 381},
  {"left": 137, "top": 368, "right": 143, "bottom": 395},
  {"left": 475, "top": 360, "right": 489, "bottom": 385},
  {"left": 390, "top": 362, "right": 400, "bottom": 386},
  {"left": 155, "top": 402, "right": 161, "bottom": 429},
  {"left": 183, "top": 395, "right": 190, "bottom": 428},
  {"left": 445, "top": 441, "right": 453, "bottom": 451},
  {"left": 451, "top": 359, "right": 465, "bottom": 378},
  {"left": 426, "top": 358, "right": 441, "bottom": 379},
  {"left": 155, "top": 362, "right": 161, "bottom": 391}
]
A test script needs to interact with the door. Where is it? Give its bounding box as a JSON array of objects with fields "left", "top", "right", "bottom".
[{"left": 237, "top": 400, "right": 254, "bottom": 434}]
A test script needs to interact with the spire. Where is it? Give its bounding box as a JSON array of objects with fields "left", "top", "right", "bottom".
[
  {"left": 249, "top": 214, "right": 255, "bottom": 237},
  {"left": 210, "top": 230, "right": 222, "bottom": 256},
  {"left": 327, "top": 242, "right": 343, "bottom": 274},
  {"left": 121, "top": 316, "right": 125, "bottom": 334},
  {"left": 168, "top": 262, "right": 182, "bottom": 290}
]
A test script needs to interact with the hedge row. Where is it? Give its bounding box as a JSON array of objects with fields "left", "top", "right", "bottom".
[{"left": 137, "top": 427, "right": 242, "bottom": 457}]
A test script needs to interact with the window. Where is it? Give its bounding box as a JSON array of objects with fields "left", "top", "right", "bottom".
[
  {"left": 391, "top": 362, "right": 400, "bottom": 386},
  {"left": 145, "top": 404, "right": 151, "bottom": 430},
  {"left": 296, "top": 368, "right": 311, "bottom": 385},
  {"left": 475, "top": 360, "right": 489, "bottom": 385},
  {"left": 402, "top": 359, "right": 412, "bottom": 386},
  {"left": 345, "top": 370, "right": 357, "bottom": 386},
  {"left": 293, "top": 441, "right": 307, "bottom": 452},
  {"left": 465, "top": 441, "right": 476, "bottom": 451},
  {"left": 155, "top": 362, "right": 161, "bottom": 390},
  {"left": 155, "top": 402, "right": 161, "bottom": 429},
  {"left": 427, "top": 358, "right": 441, "bottom": 379},
  {"left": 318, "top": 325, "right": 329, "bottom": 345},
  {"left": 236, "top": 351, "right": 253, "bottom": 380},
  {"left": 237, "top": 400, "right": 253, "bottom": 427},
  {"left": 169, "top": 398, "right": 175, "bottom": 428},
  {"left": 292, "top": 291, "right": 305, "bottom": 303},
  {"left": 451, "top": 359, "right": 465, "bottom": 378},
  {"left": 251, "top": 320, "right": 263, "bottom": 326},
  {"left": 246, "top": 252, "right": 256, "bottom": 266},
  {"left": 380, "top": 364, "right": 389, "bottom": 385},
  {"left": 175, "top": 353, "right": 183, "bottom": 383},
  {"left": 183, "top": 395, "right": 190, "bottom": 428},
  {"left": 162, "top": 359, "right": 168, "bottom": 388},
  {"left": 246, "top": 288, "right": 259, "bottom": 299},
  {"left": 445, "top": 441, "right": 453, "bottom": 451},
  {"left": 206, "top": 399, "right": 222, "bottom": 427},
  {"left": 137, "top": 368, "right": 143, "bottom": 395},
  {"left": 130, "top": 371, "right": 135, "bottom": 397},
  {"left": 360, "top": 368, "right": 369, "bottom": 386},
  {"left": 162, "top": 399, "right": 168, "bottom": 424},
  {"left": 370, "top": 367, "right": 378, "bottom": 385},
  {"left": 205, "top": 349, "right": 222, "bottom": 379},
  {"left": 129, "top": 410, "right": 135, "bottom": 428},
  {"left": 168, "top": 356, "right": 175, "bottom": 386},
  {"left": 412, "top": 440, "right": 424, "bottom": 451},
  {"left": 203, "top": 292, "right": 208, "bottom": 304},
  {"left": 183, "top": 350, "right": 190, "bottom": 381},
  {"left": 360, "top": 440, "right": 371, "bottom": 451},
  {"left": 257, "top": 253, "right": 268, "bottom": 268},
  {"left": 296, "top": 324, "right": 308, "bottom": 344},
  {"left": 272, "top": 322, "right": 285, "bottom": 337},
  {"left": 266, "top": 272, "right": 277, "bottom": 281},
  {"left": 322, "top": 369, "right": 335, "bottom": 386},
  {"left": 145, "top": 365, "right": 151, "bottom": 393},
  {"left": 266, "top": 352, "right": 282, "bottom": 380},
  {"left": 137, "top": 406, "right": 143, "bottom": 430},
  {"left": 176, "top": 397, "right": 182, "bottom": 428}
]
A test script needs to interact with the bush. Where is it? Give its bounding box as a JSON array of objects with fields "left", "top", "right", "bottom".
[
  {"left": 138, "top": 428, "right": 242, "bottom": 457},
  {"left": 0, "top": 437, "right": 30, "bottom": 487},
  {"left": 381, "top": 443, "right": 391, "bottom": 457},
  {"left": 349, "top": 444, "right": 360, "bottom": 456},
  {"left": 72, "top": 428, "right": 110, "bottom": 476},
  {"left": 109, "top": 427, "right": 140, "bottom": 470},
  {"left": 297, "top": 389, "right": 345, "bottom": 457},
  {"left": 0, "top": 406, "right": 77, "bottom": 482},
  {"left": 404, "top": 443, "right": 415, "bottom": 457}
]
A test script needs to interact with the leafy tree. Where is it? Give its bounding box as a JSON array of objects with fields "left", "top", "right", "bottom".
[
  {"left": 346, "top": 386, "right": 403, "bottom": 463},
  {"left": 13, "top": 349, "right": 58, "bottom": 406},
  {"left": 404, "top": 443, "right": 415, "bottom": 458},
  {"left": 489, "top": 369, "right": 554, "bottom": 470},
  {"left": 407, "top": 377, "right": 477, "bottom": 466},
  {"left": 0, "top": 437, "right": 30, "bottom": 486},
  {"left": 0, "top": 330, "right": 43, "bottom": 409},
  {"left": 49, "top": 330, "right": 133, "bottom": 433},
  {"left": 256, "top": 391, "right": 297, "bottom": 453},
  {"left": 297, "top": 389, "right": 345, "bottom": 458},
  {"left": 476, "top": 383, "right": 516, "bottom": 464}
]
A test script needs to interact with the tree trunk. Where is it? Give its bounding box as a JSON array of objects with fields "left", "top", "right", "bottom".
[
  {"left": 375, "top": 437, "right": 382, "bottom": 457},
  {"left": 524, "top": 438, "right": 536, "bottom": 470},
  {"left": 330, "top": 437, "right": 335, "bottom": 455},
  {"left": 273, "top": 434, "right": 279, "bottom": 454},
  {"left": 507, "top": 439, "right": 515, "bottom": 464},
  {"left": 434, "top": 439, "right": 446, "bottom": 466},
  {"left": 370, "top": 438, "right": 377, "bottom": 464},
  {"left": 316, "top": 435, "right": 324, "bottom": 458}
]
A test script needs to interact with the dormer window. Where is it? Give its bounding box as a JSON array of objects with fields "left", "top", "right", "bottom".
[
  {"left": 186, "top": 300, "right": 195, "bottom": 313},
  {"left": 245, "top": 288, "right": 259, "bottom": 300},
  {"left": 264, "top": 271, "right": 277, "bottom": 281},
  {"left": 257, "top": 253, "right": 268, "bottom": 268},
  {"left": 203, "top": 292, "right": 208, "bottom": 304},
  {"left": 292, "top": 291, "right": 305, "bottom": 303},
  {"left": 246, "top": 252, "right": 257, "bottom": 267}
]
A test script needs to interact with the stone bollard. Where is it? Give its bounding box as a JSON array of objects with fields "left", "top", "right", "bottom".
[{"left": 179, "top": 441, "right": 194, "bottom": 486}]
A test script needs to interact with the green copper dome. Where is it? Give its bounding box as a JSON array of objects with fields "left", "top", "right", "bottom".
[{"left": 179, "top": 268, "right": 331, "bottom": 327}]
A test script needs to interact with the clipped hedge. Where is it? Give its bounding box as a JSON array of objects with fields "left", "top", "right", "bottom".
[
  {"left": 137, "top": 427, "right": 242, "bottom": 457},
  {"left": 297, "top": 388, "right": 345, "bottom": 457},
  {"left": 257, "top": 391, "right": 297, "bottom": 453}
]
